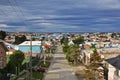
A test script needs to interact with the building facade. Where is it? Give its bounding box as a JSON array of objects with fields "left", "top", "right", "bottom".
[
  {"left": 0, "top": 42, "right": 8, "bottom": 69},
  {"left": 16, "top": 41, "right": 42, "bottom": 57}
]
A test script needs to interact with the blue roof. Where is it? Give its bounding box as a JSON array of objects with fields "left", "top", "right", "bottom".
[
  {"left": 32, "top": 36, "right": 42, "bottom": 39},
  {"left": 18, "top": 45, "right": 41, "bottom": 53},
  {"left": 32, "top": 36, "right": 48, "bottom": 39}
]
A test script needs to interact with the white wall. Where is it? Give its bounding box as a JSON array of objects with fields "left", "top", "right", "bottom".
[{"left": 108, "top": 63, "right": 120, "bottom": 80}]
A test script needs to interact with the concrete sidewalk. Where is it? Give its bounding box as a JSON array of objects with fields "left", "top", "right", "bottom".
[{"left": 44, "top": 45, "right": 78, "bottom": 80}]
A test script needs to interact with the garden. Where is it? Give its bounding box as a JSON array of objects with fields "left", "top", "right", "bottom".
[{"left": 0, "top": 43, "right": 57, "bottom": 80}]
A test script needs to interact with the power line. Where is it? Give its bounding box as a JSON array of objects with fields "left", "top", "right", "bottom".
[
  {"left": 9, "top": 1, "right": 32, "bottom": 79},
  {"left": 7, "top": 0, "right": 21, "bottom": 20},
  {"left": 0, "top": 5, "right": 16, "bottom": 31},
  {"left": 0, "top": 8, "right": 9, "bottom": 19},
  {"left": 12, "top": 0, "right": 29, "bottom": 27},
  {"left": 7, "top": 0, "right": 29, "bottom": 27},
  {"left": 0, "top": 2, "right": 15, "bottom": 22}
]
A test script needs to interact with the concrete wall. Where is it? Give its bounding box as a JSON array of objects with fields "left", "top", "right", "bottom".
[{"left": 108, "top": 63, "right": 120, "bottom": 80}]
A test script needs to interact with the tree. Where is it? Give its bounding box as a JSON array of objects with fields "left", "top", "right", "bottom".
[
  {"left": 9, "top": 50, "right": 25, "bottom": 75},
  {"left": 60, "top": 37, "right": 68, "bottom": 45},
  {"left": 111, "top": 33, "right": 117, "bottom": 38},
  {"left": 41, "top": 36, "right": 46, "bottom": 41},
  {"left": 65, "top": 45, "right": 80, "bottom": 64},
  {"left": 6, "top": 61, "right": 16, "bottom": 74},
  {"left": 73, "top": 37, "right": 84, "bottom": 45},
  {"left": 63, "top": 44, "right": 69, "bottom": 53},
  {"left": 21, "top": 35, "right": 26, "bottom": 42},
  {"left": 71, "top": 50, "right": 80, "bottom": 64},
  {"left": 85, "top": 47, "right": 103, "bottom": 80},
  {"left": 90, "top": 49, "right": 101, "bottom": 63},
  {"left": 90, "top": 44, "right": 96, "bottom": 52},
  {"left": 14, "top": 35, "right": 27, "bottom": 44},
  {"left": 0, "top": 30, "right": 6, "bottom": 40}
]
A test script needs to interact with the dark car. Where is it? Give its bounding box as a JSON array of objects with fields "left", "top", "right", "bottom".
[{"left": 28, "top": 66, "right": 46, "bottom": 73}]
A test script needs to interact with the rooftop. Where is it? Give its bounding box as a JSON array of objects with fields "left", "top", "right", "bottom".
[{"left": 19, "top": 41, "right": 41, "bottom": 46}]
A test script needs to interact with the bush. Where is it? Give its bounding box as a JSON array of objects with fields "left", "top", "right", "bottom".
[
  {"left": 32, "top": 72, "right": 44, "bottom": 80},
  {"left": 0, "top": 68, "right": 8, "bottom": 80},
  {"left": 73, "top": 37, "right": 84, "bottom": 45},
  {"left": 63, "top": 44, "right": 69, "bottom": 53},
  {"left": 66, "top": 53, "right": 72, "bottom": 62},
  {"left": 39, "top": 61, "right": 50, "bottom": 68},
  {"left": 32, "top": 57, "right": 39, "bottom": 66}
]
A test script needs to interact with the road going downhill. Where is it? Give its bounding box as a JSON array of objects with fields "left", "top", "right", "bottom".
[{"left": 44, "top": 45, "right": 78, "bottom": 80}]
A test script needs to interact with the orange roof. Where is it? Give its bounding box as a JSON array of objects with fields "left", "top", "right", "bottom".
[
  {"left": 8, "top": 49, "right": 16, "bottom": 52},
  {"left": 84, "top": 44, "right": 91, "bottom": 49}
]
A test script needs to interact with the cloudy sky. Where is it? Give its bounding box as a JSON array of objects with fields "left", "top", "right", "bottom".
[{"left": 0, "top": 0, "right": 120, "bottom": 32}]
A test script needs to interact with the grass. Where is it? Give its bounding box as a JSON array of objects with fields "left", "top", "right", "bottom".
[
  {"left": 32, "top": 72, "right": 44, "bottom": 80},
  {"left": 23, "top": 72, "right": 44, "bottom": 80},
  {"left": 39, "top": 61, "right": 51, "bottom": 68}
]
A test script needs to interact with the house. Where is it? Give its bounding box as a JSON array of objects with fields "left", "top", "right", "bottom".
[
  {"left": 6, "top": 48, "right": 16, "bottom": 55},
  {"left": 0, "top": 39, "right": 16, "bottom": 55},
  {"left": 0, "top": 41, "right": 8, "bottom": 69},
  {"left": 4, "top": 35, "right": 15, "bottom": 43},
  {"left": 106, "top": 55, "right": 120, "bottom": 80},
  {"left": 16, "top": 41, "right": 42, "bottom": 57},
  {"left": 80, "top": 50, "right": 92, "bottom": 65},
  {"left": 68, "top": 40, "right": 74, "bottom": 46},
  {"left": 80, "top": 49, "right": 104, "bottom": 65}
]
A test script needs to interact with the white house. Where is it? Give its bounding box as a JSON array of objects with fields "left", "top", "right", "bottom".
[
  {"left": 106, "top": 55, "right": 120, "bottom": 80},
  {"left": 16, "top": 41, "right": 42, "bottom": 57},
  {"left": 68, "top": 40, "right": 74, "bottom": 46}
]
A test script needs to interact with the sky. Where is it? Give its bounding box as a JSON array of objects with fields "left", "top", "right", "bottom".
[{"left": 0, "top": 0, "right": 120, "bottom": 32}]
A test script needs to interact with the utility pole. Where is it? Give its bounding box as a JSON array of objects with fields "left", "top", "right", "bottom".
[{"left": 29, "top": 35, "right": 32, "bottom": 80}]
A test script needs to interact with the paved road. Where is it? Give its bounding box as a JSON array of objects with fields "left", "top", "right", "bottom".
[{"left": 44, "top": 45, "right": 78, "bottom": 80}]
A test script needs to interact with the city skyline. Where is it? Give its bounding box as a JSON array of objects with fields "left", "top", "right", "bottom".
[{"left": 0, "top": 0, "right": 120, "bottom": 32}]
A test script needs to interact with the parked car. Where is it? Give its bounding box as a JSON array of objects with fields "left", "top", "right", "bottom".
[{"left": 28, "top": 66, "right": 46, "bottom": 73}]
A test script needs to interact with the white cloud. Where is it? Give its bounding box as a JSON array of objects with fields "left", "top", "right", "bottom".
[
  {"left": 96, "top": 17, "right": 119, "bottom": 22},
  {"left": 0, "top": 24, "right": 8, "bottom": 28},
  {"left": 16, "top": 26, "right": 29, "bottom": 32},
  {"left": 90, "top": 26, "right": 117, "bottom": 32},
  {"left": 0, "top": 0, "right": 120, "bottom": 32},
  {"left": 35, "top": 21, "right": 79, "bottom": 29}
]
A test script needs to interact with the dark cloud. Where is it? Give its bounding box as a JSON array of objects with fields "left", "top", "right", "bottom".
[{"left": 0, "top": 0, "right": 120, "bottom": 32}]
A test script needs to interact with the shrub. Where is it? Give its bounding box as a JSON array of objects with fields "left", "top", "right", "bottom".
[
  {"left": 66, "top": 53, "right": 72, "bottom": 62},
  {"left": 39, "top": 61, "right": 50, "bottom": 68},
  {"left": 63, "top": 44, "right": 69, "bottom": 53},
  {"left": 32, "top": 72, "right": 44, "bottom": 80}
]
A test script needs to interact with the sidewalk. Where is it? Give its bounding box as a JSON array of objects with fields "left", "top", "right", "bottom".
[{"left": 44, "top": 45, "right": 78, "bottom": 80}]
